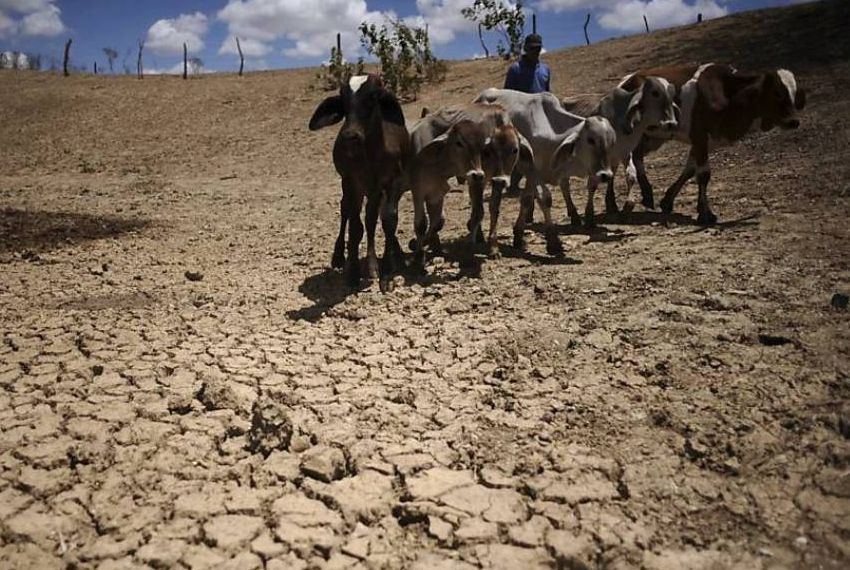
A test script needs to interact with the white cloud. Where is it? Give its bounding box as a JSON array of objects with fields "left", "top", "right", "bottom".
[
  {"left": 597, "top": 0, "right": 727, "bottom": 32},
  {"left": 218, "top": 0, "right": 392, "bottom": 59},
  {"left": 0, "top": 0, "right": 64, "bottom": 38},
  {"left": 146, "top": 12, "right": 209, "bottom": 56},
  {"left": 404, "top": 0, "right": 479, "bottom": 45}
]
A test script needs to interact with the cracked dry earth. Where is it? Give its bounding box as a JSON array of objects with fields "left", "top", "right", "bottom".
[{"left": 2, "top": 3, "right": 850, "bottom": 570}]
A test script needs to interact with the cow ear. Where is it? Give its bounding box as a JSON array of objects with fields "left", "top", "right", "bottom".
[
  {"left": 795, "top": 87, "right": 806, "bottom": 110},
  {"left": 518, "top": 133, "right": 534, "bottom": 166},
  {"left": 378, "top": 91, "right": 406, "bottom": 127},
  {"left": 625, "top": 90, "right": 643, "bottom": 134},
  {"left": 418, "top": 132, "right": 449, "bottom": 164},
  {"left": 551, "top": 130, "right": 579, "bottom": 171},
  {"left": 309, "top": 95, "right": 344, "bottom": 130}
]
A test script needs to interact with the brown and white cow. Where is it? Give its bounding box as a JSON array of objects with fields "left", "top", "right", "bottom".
[
  {"left": 408, "top": 103, "right": 533, "bottom": 265},
  {"left": 625, "top": 63, "right": 806, "bottom": 224},
  {"left": 309, "top": 74, "right": 410, "bottom": 289}
]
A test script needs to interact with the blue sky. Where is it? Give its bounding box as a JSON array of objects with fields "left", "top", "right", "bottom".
[{"left": 0, "top": 0, "right": 813, "bottom": 73}]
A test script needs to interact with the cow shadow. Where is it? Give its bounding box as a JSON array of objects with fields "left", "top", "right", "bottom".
[
  {"left": 286, "top": 267, "right": 359, "bottom": 322},
  {"left": 439, "top": 234, "right": 584, "bottom": 267},
  {"left": 0, "top": 208, "right": 150, "bottom": 254}
]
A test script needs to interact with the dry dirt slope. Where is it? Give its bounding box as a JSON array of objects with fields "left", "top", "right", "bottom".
[{"left": 1, "top": 1, "right": 849, "bottom": 569}]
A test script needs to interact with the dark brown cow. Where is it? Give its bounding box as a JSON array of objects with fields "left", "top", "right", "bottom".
[
  {"left": 625, "top": 63, "right": 806, "bottom": 224},
  {"left": 309, "top": 74, "right": 410, "bottom": 289}
]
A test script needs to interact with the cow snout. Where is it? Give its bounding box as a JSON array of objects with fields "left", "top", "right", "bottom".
[
  {"left": 596, "top": 170, "right": 613, "bottom": 184},
  {"left": 340, "top": 129, "right": 364, "bottom": 143},
  {"left": 661, "top": 119, "right": 678, "bottom": 131},
  {"left": 781, "top": 118, "right": 800, "bottom": 130},
  {"left": 467, "top": 170, "right": 485, "bottom": 183}
]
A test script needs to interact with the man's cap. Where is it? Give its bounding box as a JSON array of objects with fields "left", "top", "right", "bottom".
[{"left": 524, "top": 34, "right": 543, "bottom": 48}]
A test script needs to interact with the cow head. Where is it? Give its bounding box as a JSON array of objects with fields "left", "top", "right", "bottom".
[
  {"left": 417, "top": 119, "right": 488, "bottom": 183},
  {"left": 637, "top": 76, "right": 679, "bottom": 134},
  {"left": 701, "top": 67, "right": 806, "bottom": 132},
  {"left": 308, "top": 74, "right": 406, "bottom": 153},
  {"left": 482, "top": 115, "right": 534, "bottom": 191},
  {"left": 762, "top": 69, "right": 805, "bottom": 130},
  {"left": 551, "top": 116, "right": 616, "bottom": 184}
]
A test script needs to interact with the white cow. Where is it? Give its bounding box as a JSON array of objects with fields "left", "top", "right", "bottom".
[{"left": 474, "top": 89, "right": 616, "bottom": 248}]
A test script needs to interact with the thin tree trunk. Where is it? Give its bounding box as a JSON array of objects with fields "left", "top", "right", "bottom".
[
  {"left": 584, "top": 14, "right": 591, "bottom": 46},
  {"left": 236, "top": 37, "right": 245, "bottom": 76},
  {"left": 137, "top": 40, "right": 144, "bottom": 79},
  {"left": 63, "top": 38, "right": 72, "bottom": 76},
  {"left": 644, "top": 15, "right": 650, "bottom": 33},
  {"left": 183, "top": 43, "right": 188, "bottom": 80},
  {"left": 94, "top": 62, "right": 97, "bottom": 75},
  {"left": 478, "top": 24, "right": 489, "bottom": 58}
]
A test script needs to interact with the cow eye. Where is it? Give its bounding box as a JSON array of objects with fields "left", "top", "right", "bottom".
[
  {"left": 587, "top": 138, "right": 596, "bottom": 146},
  {"left": 512, "top": 147, "right": 519, "bottom": 155},
  {"left": 652, "top": 90, "right": 660, "bottom": 98},
  {"left": 455, "top": 140, "right": 464, "bottom": 148}
]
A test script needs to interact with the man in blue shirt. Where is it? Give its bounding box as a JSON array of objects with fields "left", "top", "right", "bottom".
[
  {"left": 504, "top": 34, "right": 550, "bottom": 93},
  {"left": 504, "top": 34, "right": 550, "bottom": 198}
]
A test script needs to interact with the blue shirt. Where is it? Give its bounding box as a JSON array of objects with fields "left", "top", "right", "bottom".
[{"left": 504, "top": 59, "right": 551, "bottom": 93}]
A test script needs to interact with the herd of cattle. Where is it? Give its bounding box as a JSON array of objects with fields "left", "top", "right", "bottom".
[{"left": 308, "top": 64, "right": 806, "bottom": 289}]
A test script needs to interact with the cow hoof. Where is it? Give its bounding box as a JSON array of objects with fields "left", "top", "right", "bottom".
[
  {"left": 641, "top": 196, "right": 655, "bottom": 210},
  {"left": 659, "top": 197, "right": 674, "bottom": 215},
  {"left": 583, "top": 218, "right": 596, "bottom": 230},
  {"left": 331, "top": 253, "right": 345, "bottom": 270},
  {"left": 525, "top": 212, "right": 534, "bottom": 224},
  {"left": 546, "top": 239, "right": 564, "bottom": 257},
  {"left": 408, "top": 238, "right": 419, "bottom": 252},
  {"left": 487, "top": 246, "right": 501, "bottom": 259},
  {"left": 379, "top": 277, "right": 394, "bottom": 293},
  {"left": 512, "top": 232, "right": 526, "bottom": 251},
  {"left": 697, "top": 211, "right": 718, "bottom": 225},
  {"left": 475, "top": 229, "right": 485, "bottom": 244},
  {"left": 606, "top": 201, "right": 619, "bottom": 215},
  {"left": 569, "top": 215, "right": 582, "bottom": 227},
  {"left": 346, "top": 271, "right": 361, "bottom": 289}
]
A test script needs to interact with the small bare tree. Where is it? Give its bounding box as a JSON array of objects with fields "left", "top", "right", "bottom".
[
  {"left": 189, "top": 57, "right": 203, "bottom": 76},
  {"left": 137, "top": 39, "right": 144, "bottom": 79},
  {"left": 183, "top": 43, "right": 188, "bottom": 79},
  {"left": 103, "top": 47, "right": 118, "bottom": 73},
  {"left": 584, "top": 13, "right": 591, "bottom": 45}
]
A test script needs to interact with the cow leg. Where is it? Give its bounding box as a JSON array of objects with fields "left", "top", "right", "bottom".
[
  {"left": 425, "top": 193, "right": 446, "bottom": 257},
  {"left": 693, "top": 146, "right": 716, "bottom": 225},
  {"left": 380, "top": 189, "right": 403, "bottom": 276},
  {"left": 513, "top": 173, "right": 536, "bottom": 251},
  {"left": 487, "top": 181, "right": 504, "bottom": 258},
  {"left": 508, "top": 169, "right": 522, "bottom": 197},
  {"left": 364, "top": 192, "right": 381, "bottom": 284},
  {"left": 332, "top": 181, "right": 351, "bottom": 269},
  {"left": 633, "top": 141, "right": 655, "bottom": 210},
  {"left": 538, "top": 183, "right": 563, "bottom": 256},
  {"left": 584, "top": 177, "right": 599, "bottom": 229},
  {"left": 467, "top": 181, "right": 486, "bottom": 247},
  {"left": 660, "top": 150, "right": 696, "bottom": 215},
  {"left": 411, "top": 186, "right": 429, "bottom": 271},
  {"left": 605, "top": 170, "right": 619, "bottom": 216},
  {"left": 345, "top": 191, "right": 365, "bottom": 287},
  {"left": 525, "top": 178, "right": 536, "bottom": 224},
  {"left": 560, "top": 177, "right": 581, "bottom": 226}
]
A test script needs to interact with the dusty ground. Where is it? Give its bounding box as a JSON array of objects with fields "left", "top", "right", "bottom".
[{"left": 1, "top": 1, "right": 849, "bottom": 569}]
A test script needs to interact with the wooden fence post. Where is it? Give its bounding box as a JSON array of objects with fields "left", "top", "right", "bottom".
[
  {"left": 584, "top": 14, "right": 591, "bottom": 46},
  {"left": 183, "top": 43, "right": 188, "bottom": 79},
  {"left": 63, "top": 38, "right": 72, "bottom": 76},
  {"left": 236, "top": 37, "right": 244, "bottom": 76},
  {"left": 644, "top": 15, "right": 650, "bottom": 33}
]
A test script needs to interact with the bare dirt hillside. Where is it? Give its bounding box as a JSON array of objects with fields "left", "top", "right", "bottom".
[{"left": 1, "top": 1, "right": 849, "bottom": 569}]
